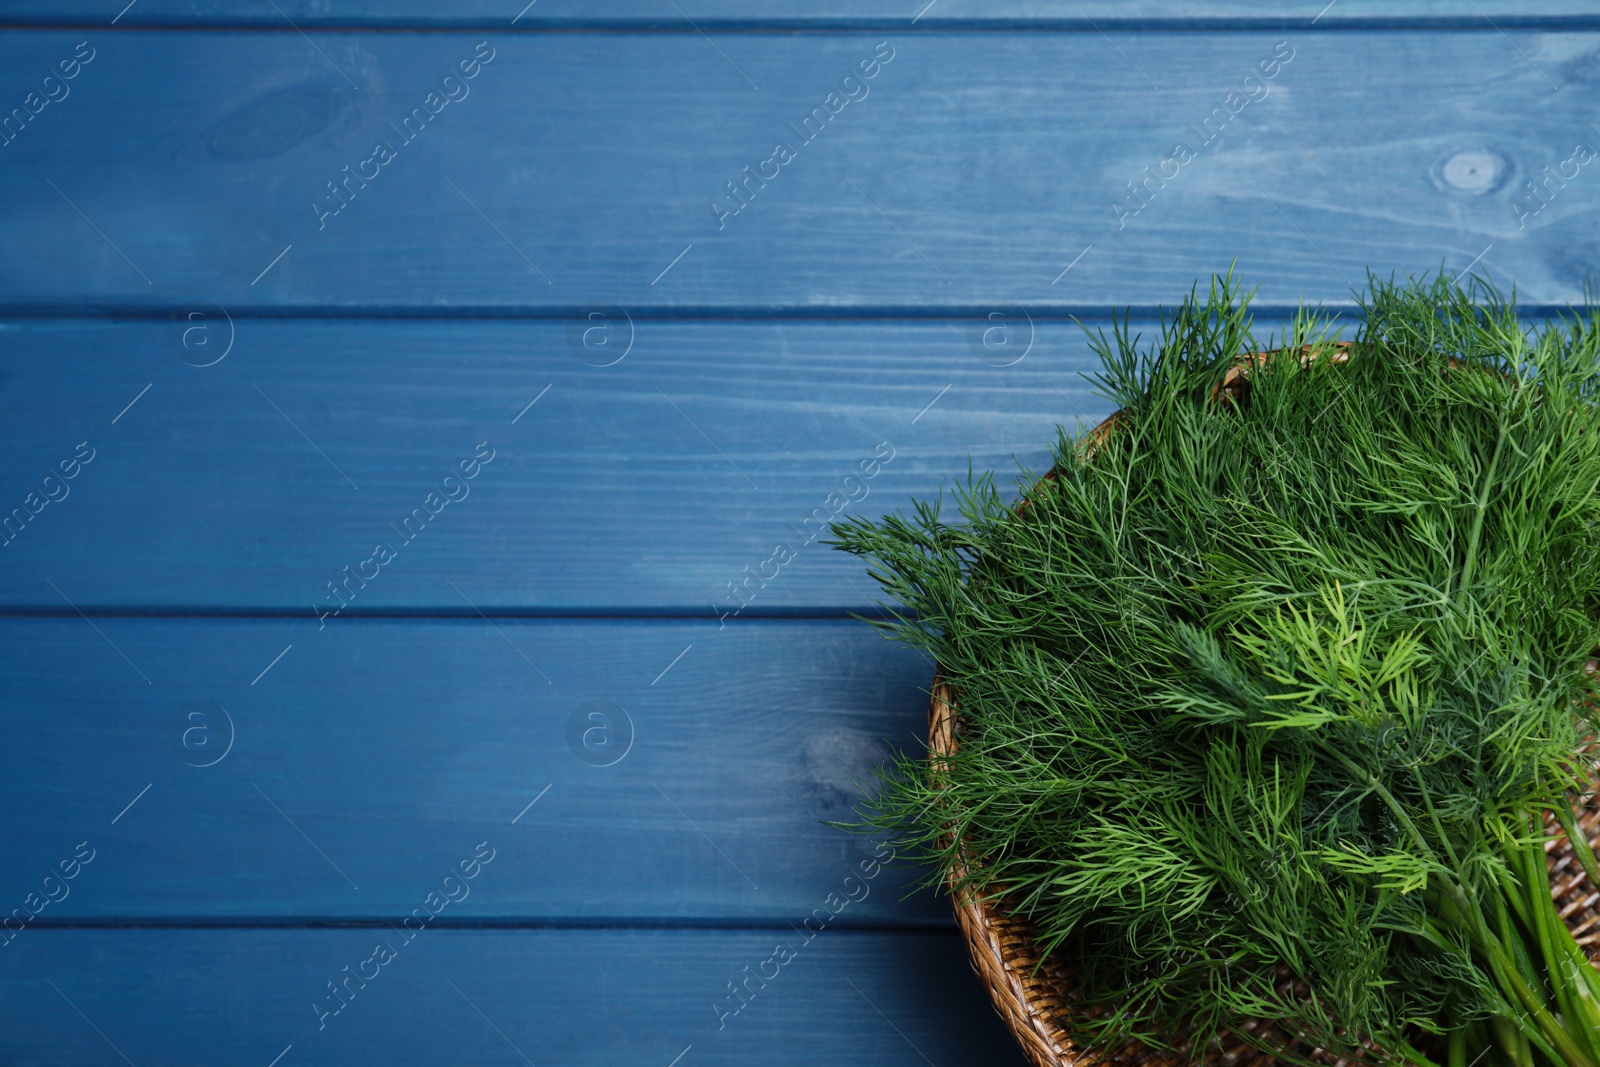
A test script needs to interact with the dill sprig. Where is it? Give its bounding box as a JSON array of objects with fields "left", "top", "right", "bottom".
[{"left": 832, "top": 271, "right": 1600, "bottom": 1067}]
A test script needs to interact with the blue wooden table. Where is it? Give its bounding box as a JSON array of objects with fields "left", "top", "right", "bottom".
[{"left": 1, "top": 3, "right": 1595, "bottom": 1064}]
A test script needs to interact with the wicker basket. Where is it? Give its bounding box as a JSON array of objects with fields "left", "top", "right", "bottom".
[
  {"left": 927, "top": 345, "right": 1600, "bottom": 1067},
  {"left": 930, "top": 678, "right": 1600, "bottom": 1067}
]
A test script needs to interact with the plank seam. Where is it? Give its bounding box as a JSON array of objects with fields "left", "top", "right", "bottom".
[
  {"left": 0, "top": 306, "right": 1584, "bottom": 322},
  {"left": 13, "top": 918, "right": 960, "bottom": 932},
  {"left": 6, "top": 18, "right": 1600, "bottom": 32},
  {"left": 0, "top": 608, "right": 902, "bottom": 619}
]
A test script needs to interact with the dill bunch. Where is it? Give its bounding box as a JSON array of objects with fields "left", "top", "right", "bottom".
[{"left": 832, "top": 271, "right": 1600, "bottom": 1067}]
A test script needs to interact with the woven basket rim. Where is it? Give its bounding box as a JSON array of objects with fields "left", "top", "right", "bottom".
[{"left": 925, "top": 342, "right": 1600, "bottom": 1067}]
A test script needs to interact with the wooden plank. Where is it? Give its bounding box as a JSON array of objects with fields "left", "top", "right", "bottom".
[
  {"left": 9, "top": 2, "right": 1600, "bottom": 27},
  {"left": 0, "top": 616, "right": 969, "bottom": 922},
  {"left": 0, "top": 30, "right": 1591, "bottom": 310},
  {"left": 0, "top": 928, "right": 1030, "bottom": 1066},
  {"left": 0, "top": 316, "right": 1142, "bottom": 611}
]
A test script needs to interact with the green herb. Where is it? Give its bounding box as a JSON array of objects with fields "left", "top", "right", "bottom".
[{"left": 831, "top": 271, "right": 1600, "bottom": 1067}]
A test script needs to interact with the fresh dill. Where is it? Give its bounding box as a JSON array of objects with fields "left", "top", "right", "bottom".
[{"left": 831, "top": 271, "right": 1600, "bottom": 1067}]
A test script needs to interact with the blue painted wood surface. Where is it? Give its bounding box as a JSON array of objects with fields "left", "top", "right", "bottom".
[
  {"left": 9, "top": 2, "right": 1600, "bottom": 26},
  {"left": 0, "top": 617, "right": 953, "bottom": 922},
  {"left": 0, "top": 930, "right": 1026, "bottom": 1066},
  {"left": 3, "top": 9, "right": 1597, "bottom": 1066},
  {"left": 0, "top": 31, "right": 1594, "bottom": 310},
  {"left": 0, "top": 317, "right": 1135, "bottom": 610}
]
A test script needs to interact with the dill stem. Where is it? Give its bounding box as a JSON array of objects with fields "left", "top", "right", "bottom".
[
  {"left": 1488, "top": 890, "right": 1564, "bottom": 1066},
  {"left": 1332, "top": 748, "right": 1592, "bottom": 1067},
  {"left": 1421, "top": 826, "right": 1585, "bottom": 1067},
  {"left": 1492, "top": 1017, "right": 1532, "bottom": 1067},
  {"left": 1457, "top": 423, "right": 1507, "bottom": 598},
  {"left": 836, "top": 272, "right": 1600, "bottom": 1066},
  {"left": 1480, "top": 931, "right": 1592, "bottom": 1067},
  {"left": 1517, "top": 824, "right": 1579, "bottom": 1057},
  {"left": 1552, "top": 801, "right": 1600, "bottom": 891},
  {"left": 1514, "top": 810, "right": 1600, "bottom": 1062}
]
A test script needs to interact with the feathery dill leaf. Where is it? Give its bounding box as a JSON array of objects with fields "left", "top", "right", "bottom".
[{"left": 831, "top": 270, "right": 1600, "bottom": 1067}]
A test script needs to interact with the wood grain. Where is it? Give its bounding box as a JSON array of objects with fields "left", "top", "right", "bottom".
[
  {"left": 0, "top": 928, "right": 1031, "bottom": 1066},
  {"left": 2, "top": 9, "right": 1573, "bottom": 1065},
  {"left": 0, "top": 316, "right": 1140, "bottom": 611},
  {"left": 0, "top": 616, "right": 957, "bottom": 923},
  {"left": 0, "top": 31, "right": 1592, "bottom": 309},
  {"left": 9, "top": 2, "right": 1600, "bottom": 26}
]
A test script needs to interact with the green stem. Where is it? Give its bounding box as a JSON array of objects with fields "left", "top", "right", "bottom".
[
  {"left": 1519, "top": 826, "right": 1580, "bottom": 1050},
  {"left": 1480, "top": 930, "right": 1594, "bottom": 1067},
  {"left": 1491, "top": 872, "right": 1542, "bottom": 1000},
  {"left": 1320, "top": 746, "right": 1434, "bottom": 862},
  {"left": 1552, "top": 800, "right": 1600, "bottom": 891},
  {"left": 1457, "top": 423, "right": 1508, "bottom": 598},
  {"left": 1321, "top": 748, "right": 1594, "bottom": 1067},
  {"left": 1492, "top": 1017, "right": 1532, "bottom": 1067},
  {"left": 1519, "top": 810, "right": 1600, "bottom": 1062},
  {"left": 1548, "top": 800, "right": 1600, "bottom": 1012}
]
